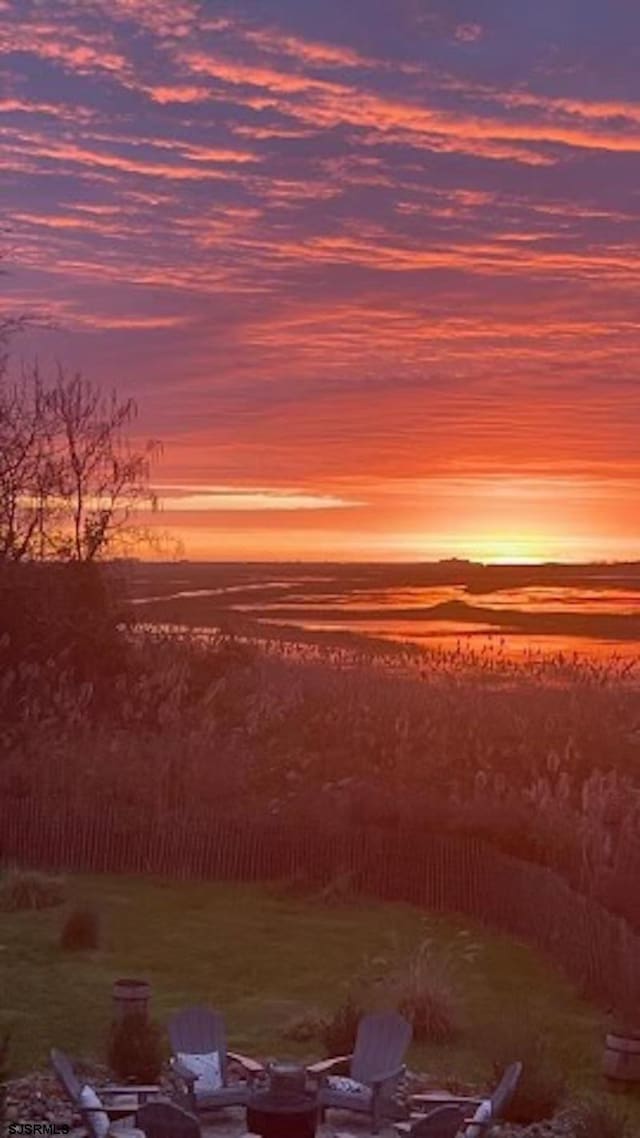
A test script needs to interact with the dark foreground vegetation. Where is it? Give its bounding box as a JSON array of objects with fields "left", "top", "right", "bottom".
[{"left": 3, "top": 559, "right": 640, "bottom": 914}]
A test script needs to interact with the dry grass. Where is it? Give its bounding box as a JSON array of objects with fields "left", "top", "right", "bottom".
[
  {"left": 0, "top": 868, "right": 66, "bottom": 913},
  {"left": 391, "top": 934, "right": 477, "bottom": 1044},
  {"left": 3, "top": 618, "right": 640, "bottom": 936}
]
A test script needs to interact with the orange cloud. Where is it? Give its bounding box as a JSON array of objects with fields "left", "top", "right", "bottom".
[
  {"left": 242, "top": 27, "right": 382, "bottom": 69},
  {"left": 156, "top": 485, "right": 363, "bottom": 511},
  {"left": 2, "top": 130, "right": 257, "bottom": 181},
  {"left": 175, "top": 50, "right": 640, "bottom": 163},
  {"left": 145, "top": 85, "right": 211, "bottom": 104},
  {"left": 0, "top": 21, "right": 130, "bottom": 78}
]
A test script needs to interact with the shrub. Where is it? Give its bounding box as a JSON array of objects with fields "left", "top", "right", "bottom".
[
  {"left": 321, "top": 992, "right": 364, "bottom": 1057},
  {"left": 486, "top": 1022, "right": 567, "bottom": 1124},
  {"left": 107, "top": 1013, "right": 165, "bottom": 1083},
  {"left": 0, "top": 868, "right": 65, "bottom": 912},
  {"left": 60, "top": 906, "right": 100, "bottom": 951},
  {"left": 570, "top": 1095, "right": 631, "bottom": 1138},
  {"left": 281, "top": 1009, "right": 327, "bottom": 1043},
  {"left": 397, "top": 972, "right": 462, "bottom": 1044},
  {"left": 389, "top": 933, "right": 476, "bottom": 1044}
]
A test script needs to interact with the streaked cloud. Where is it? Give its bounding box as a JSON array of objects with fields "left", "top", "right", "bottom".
[
  {"left": 156, "top": 486, "right": 364, "bottom": 511},
  {"left": 1, "top": 0, "right": 639, "bottom": 558}
]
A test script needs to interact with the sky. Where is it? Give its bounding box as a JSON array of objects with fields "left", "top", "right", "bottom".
[{"left": 1, "top": 0, "right": 640, "bottom": 562}]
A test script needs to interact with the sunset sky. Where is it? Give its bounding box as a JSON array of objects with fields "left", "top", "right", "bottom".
[{"left": 2, "top": 0, "right": 640, "bottom": 562}]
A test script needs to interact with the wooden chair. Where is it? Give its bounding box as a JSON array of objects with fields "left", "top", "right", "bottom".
[
  {"left": 50, "top": 1047, "right": 156, "bottom": 1137},
  {"left": 399, "top": 1062, "right": 523, "bottom": 1137},
  {"left": 137, "top": 1101, "right": 201, "bottom": 1136},
  {"left": 308, "top": 1011, "right": 412, "bottom": 1134},
  {"left": 408, "top": 1105, "right": 470, "bottom": 1138},
  {"left": 168, "top": 1005, "right": 264, "bottom": 1114}
]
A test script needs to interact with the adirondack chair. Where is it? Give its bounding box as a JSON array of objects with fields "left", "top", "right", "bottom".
[
  {"left": 308, "top": 1011, "right": 412, "bottom": 1134},
  {"left": 408, "top": 1105, "right": 470, "bottom": 1138},
  {"left": 50, "top": 1047, "right": 156, "bottom": 1137},
  {"left": 399, "top": 1062, "right": 523, "bottom": 1138},
  {"left": 137, "top": 1101, "right": 201, "bottom": 1137},
  {"left": 168, "top": 1005, "right": 264, "bottom": 1114}
]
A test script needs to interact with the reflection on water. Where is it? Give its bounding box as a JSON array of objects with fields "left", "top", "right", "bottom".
[
  {"left": 472, "top": 586, "right": 640, "bottom": 614},
  {"left": 128, "top": 563, "right": 640, "bottom": 661}
]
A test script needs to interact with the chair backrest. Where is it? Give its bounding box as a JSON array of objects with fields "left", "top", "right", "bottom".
[
  {"left": 410, "top": 1104, "right": 470, "bottom": 1138},
  {"left": 50, "top": 1048, "right": 82, "bottom": 1105},
  {"left": 137, "top": 1101, "right": 201, "bottom": 1137},
  {"left": 489, "top": 1061, "right": 522, "bottom": 1118},
  {"left": 350, "top": 1011, "right": 412, "bottom": 1085},
  {"left": 168, "top": 1005, "right": 228, "bottom": 1080},
  {"left": 408, "top": 1062, "right": 523, "bottom": 1138}
]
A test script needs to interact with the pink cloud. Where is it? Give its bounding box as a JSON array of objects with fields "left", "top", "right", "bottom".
[
  {"left": 455, "top": 24, "right": 483, "bottom": 43},
  {"left": 145, "top": 84, "right": 211, "bottom": 104},
  {"left": 242, "top": 26, "right": 381, "bottom": 69}
]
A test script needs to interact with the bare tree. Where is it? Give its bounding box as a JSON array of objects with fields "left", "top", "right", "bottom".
[
  {"left": 49, "top": 368, "right": 161, "bottom": 561},
  {"left": 2, "top": 239, "right": 162, "bottom": 561},
  {"left": 0, "top": 365, "right": 55, "bottom": 560},
  {"left": 0, "top": 365, "right": 161, "bottom": 562}
]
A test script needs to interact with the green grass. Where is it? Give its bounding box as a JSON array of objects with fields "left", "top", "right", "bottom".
[{"left": 0, "top": 874, "right": 635, "bottom": 1119}]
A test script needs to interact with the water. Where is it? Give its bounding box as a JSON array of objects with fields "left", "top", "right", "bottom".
[{"left": 127, "top": 562, "right": 640, "bottom": 660}]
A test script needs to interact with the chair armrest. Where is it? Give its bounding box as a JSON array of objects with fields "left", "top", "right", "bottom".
[
  {"left": 227, "top": 1050, "right": 265, "bottom": 1075},
  {"left": 307, "top": 1054, "right": 352, "bottom": 1076},
  {"left": 102, "top": 1084, "right": 160, "bottom": 1095},
  {"left": 82, "top": 1105, "right": 137, "bottom": 1120},
  {"left": 410, "top": 1094, "right": 483, "bottom": 1107},
  {"left": 463, "top": 1099, "right": 494, "bottom": 1129},
  {"left": 171, "top": 1057, "right": 198, "bottom": 1087}
]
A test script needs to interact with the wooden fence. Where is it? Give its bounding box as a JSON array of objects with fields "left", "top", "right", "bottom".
[{"left": 1, "top": 799, "right": 637, "bottom": 1013}]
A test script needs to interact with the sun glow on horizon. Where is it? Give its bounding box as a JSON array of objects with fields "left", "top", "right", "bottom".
[
  {"left": 458, "top": 534, "right": 551, "bottom": 565},
  {"left": 137, "top": 473, "right": 640, "bottom": 563}
]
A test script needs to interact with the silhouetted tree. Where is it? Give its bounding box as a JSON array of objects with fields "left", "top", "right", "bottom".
[
  {"left": 0, "top": 365, "right": 160, "bottom": 561},
  {"left": 0, "top": 365, "right": 53, "bottom": 560},
  {"left": 48, "top": 368, "right": 160, "bottom": 560}
]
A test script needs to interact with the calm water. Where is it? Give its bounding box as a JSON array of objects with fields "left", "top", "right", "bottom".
[{"left": 129, "top": 562, "right": 640, "bottom": 660}]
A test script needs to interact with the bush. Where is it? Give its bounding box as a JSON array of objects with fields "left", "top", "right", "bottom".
[
  {"left": 570, "top": 1096, "right": 631, "bottom": 1138},
  {"left": 60, "top": 906, "right": 100, "bottom": 951},
  {"left": 281, "top": 1009, "right": 327, "bottom": 1044},
  {"left": 0, "top": 868, "right": 65, "bottom": 911},
  {"left": 397, "top": 974, "right": 461, "bottom": 1044},
  {"left": 107, "top": 1013, "right": 165, "bottom": 1083},
  {"left": 321, "top": 992, "right": 363, "bottom": 1057},
  {"left": 387, "top": 933, "right": 476, "bottom": 1044},
  {"left": 486, "top": 1022, "right": 567, "bottom": 1124},
  {"left": 0, "top": 562, "right": 128, "bottom": 701}
]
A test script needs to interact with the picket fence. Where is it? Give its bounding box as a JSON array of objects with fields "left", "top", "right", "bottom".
[{"left": 1, "top": 799, "right": 637, "bottom": 1013}]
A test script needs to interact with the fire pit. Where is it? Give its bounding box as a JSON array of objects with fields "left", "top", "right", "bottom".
[{"left": 247, "top": 1062, "right": 318, "bottom": 1138}]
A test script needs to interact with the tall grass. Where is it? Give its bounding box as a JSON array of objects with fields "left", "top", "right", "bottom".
[{"left": 3, "top": 593, "right": 640, "bottom": 930}]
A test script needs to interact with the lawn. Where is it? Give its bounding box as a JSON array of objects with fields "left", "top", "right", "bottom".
[{"left": 0, "top": 873, "right": 630, "bottom": 1113}]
